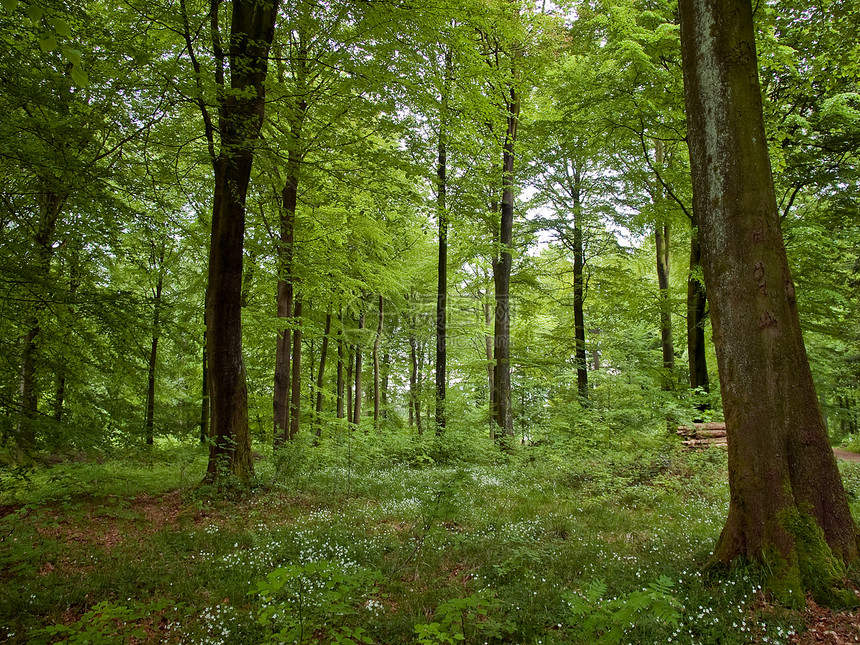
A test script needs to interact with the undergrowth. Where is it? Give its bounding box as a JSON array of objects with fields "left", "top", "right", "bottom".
[{"left": 1, "top": 431, "right": 857, "bottom": 644}]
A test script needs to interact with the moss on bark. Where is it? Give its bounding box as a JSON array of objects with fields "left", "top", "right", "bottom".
[{"left": 764, "top": 508, "right": 856, "bottom": 609}]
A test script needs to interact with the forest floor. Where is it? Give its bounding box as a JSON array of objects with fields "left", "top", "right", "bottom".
[
  {"left": 2, "top": 440, "right": 860, "bottom": 644},
  {"left": 833, "top": 448, "right": 860, "bottom": 463}
]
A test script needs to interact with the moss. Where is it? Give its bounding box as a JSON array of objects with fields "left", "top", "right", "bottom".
[{"left": 768, "top": 507, "right": 857, "bottom": 609}]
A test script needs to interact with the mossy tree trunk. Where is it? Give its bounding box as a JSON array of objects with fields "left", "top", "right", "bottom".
[{"left": 679, "top": 0, "right": 859, "bottom": 606}]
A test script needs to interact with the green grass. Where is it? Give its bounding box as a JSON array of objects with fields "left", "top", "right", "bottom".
[{"left": 1, "top": 439, "right": 858, "bottom": 644}]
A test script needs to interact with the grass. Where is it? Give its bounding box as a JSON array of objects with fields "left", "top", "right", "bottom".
[{"left": 1, "top": 437, "right": 859, "bottom": 644}]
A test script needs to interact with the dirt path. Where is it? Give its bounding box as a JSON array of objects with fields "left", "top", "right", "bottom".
[{"left": 833, "top": 448, "right": 860, "bottom": 462}]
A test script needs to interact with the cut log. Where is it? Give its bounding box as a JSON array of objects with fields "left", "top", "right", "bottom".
[{"left": 678, "top": 422, "right": 728, "bottom": 449}]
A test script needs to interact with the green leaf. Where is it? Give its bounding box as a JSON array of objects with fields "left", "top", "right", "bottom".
[
  {"left": 39, "top": 33, "right": 58, "bottom": 52},
  {"left": 0, "top": 0, "right": 18, "bottom": 13},
  {"left": 62, "top": 47, "right": 82, "bottom": 66},
  {"left": 26, "top": 2, "right": 42, "bottom": 22},
  {"left": 70, "top": 65, "right": 88, "bottom": 87},
  {"left": 49, "top": 16, "right": 72, "bottom": 37}
]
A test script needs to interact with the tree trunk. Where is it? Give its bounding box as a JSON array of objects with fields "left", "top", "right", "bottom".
[
  {"left": 200, "top": 295, "right": 210, "bottom": 444},
  {"left": 353, "top": 309, "right": 364, "bottom": 428},
  {"left": 654, "top": 141, "right": 674, "bottom": 391},
  {"left": 315, "top": 311, "right": 331, "bottom": 436},
  {"left": 289, "top": 298, "right": 303, "bottom": 440},
  {"left": 55, "top": 240, "right": 80, "bottom": 425},
  {"left": 336, "top": 314, "right": 345, "bottom": 420},
  {"left": 571, "top": 169, "right": 588, "bottom": 401},
  {"left": 656, "top": 221, "right": 674, "bottom": 386},
  {"left": 409, "top": 313, "right": 418, "bottom": 431},
  {"left": 483, "top": 298, "right": 494, "bottom": 438},
  {"left": 416, "top": 338, "right": 424, "bottom": 434},
  {"left": 204, "top": 0, "right": 278, "bottom": 483},
  {"left": 687, "top": 226, "right": 710, "bottom": 400},
  {"left": 492, "top": 73, "right": 519, "bottom": 440},
  {"left": 273, "top": 194, "right": 296, "bottom": 445},
  {"left": 680, "top": 0, "right": 858, "bottom": 605},
  {"left": 382, "top": 350, "right": 390, "bottom": 419},
  {"left": 16, "top": 189, "right": 64, "bottom": 458},
  {"left": 374, "top": 296, "right": 383, "bottom": 428},
  {"left": 145, "top": 265, "right": 164, "bottom": 446},
  {"left": 435, "top": 52, "right": 451, "bottom": 434},
  {"left": 346, "top": 341, "right": 354, "bottom": 425}
]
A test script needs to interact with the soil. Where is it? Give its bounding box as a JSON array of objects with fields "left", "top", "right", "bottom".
[{"left": 833, "top": 449, "right": 860, "bottom": 463}]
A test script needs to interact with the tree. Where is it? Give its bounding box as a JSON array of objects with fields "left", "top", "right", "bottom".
[
  {"left": 679, "top": 0, "right": 858, "bottom": 605},
  {"left": 182, "top": 0, "right": 279, "bottom": 482}
]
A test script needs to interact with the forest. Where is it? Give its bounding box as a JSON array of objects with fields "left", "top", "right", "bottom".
[{"left": 2, "top": 0, "right": 860, "bottom": 642}]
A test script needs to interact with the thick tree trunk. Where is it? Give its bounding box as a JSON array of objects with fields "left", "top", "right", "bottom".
[
  {"left": 492, "top": 78, "right": 519, "bottom": 440},
  {"left": 687, "top": 226, "right": 710, "bottom": 399},
  {"left": 289, "top": 298, "right": 303, "bottom": 440},
  {"left": 374, "top": 296, "right": 383, "bottom": 427},
  {"left": 680, "top": 0, "right": 858, "bottom": 605},
  {"left": 205, "top": 0, "right": 278, "bottom": 483}
]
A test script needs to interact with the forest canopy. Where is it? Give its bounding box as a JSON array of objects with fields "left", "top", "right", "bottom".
[{"left": 1, "top": 0, "right": 858, "bottom": 458}]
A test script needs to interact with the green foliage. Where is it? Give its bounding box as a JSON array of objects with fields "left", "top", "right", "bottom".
[
  {"left": 29, "top": 599, "right": 171, "bottom": 645},
  {"left": 253, "top": 560, "right": 382, "bottom": 645},
  {"left": 563, "top": 575, "right": 681, "bottom": 644},
  {"left": 414, "top": 590, "right": 513, "bottom": 645}
]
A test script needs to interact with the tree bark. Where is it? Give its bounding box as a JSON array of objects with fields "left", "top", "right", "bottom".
[
  {"left": 352, "top": 309, "right": 364, "bottom": 428},
  {"left": 492, "top": 71, "right": 519, "bottom": 440},
  {"left": 409, "top": 312, "right": 419, "bottom": 431},
  {"left": 200, "top": 293, "right": 210, "bottom": 444},
  {"left": 346, "top": 341, "right": 354, "bottom": 425},
  {"left": 203, "top": 0, "right": 278, "bottom": 483},
  {"left": 680, "top": 0, "right": 858, "bottom": 605},
  {"left": 435, "top": 50, "right": 451, "bottom": 434},
  {"left": 289, "top": 297, "right": 303, "bottom": 440},
  {"left": 145, "top": 252, "right": 164, "bottom": 446},
  {"left": 416, "top": 337, "right": 424, "bottom": 434},
  {"left": 382, "top": 349, "right": 390, "bottom": 419},
  {"left": 17, "top": 189, "right": 65, "bottom": 458},
  {"left": 687, "top": 226, "right": 710, "bottom": 401},
  {"left": 336, "top": 313, "right": 345, "bottom": 420},
  {"left": 483, "top": 298, "right": 495, "bottom": 438},
  {"left": 55, "top": 239, "right": 80, "bottom": 425},
  {"left": 654, "top": 141, "right": 674, "bottom": 392},
  {"left": 374, "top": 296, "right": 383, "bottom": 428},
  {"left": 273, "top": 42, "right": 307, "bottom": 446},
  {"left": 571, "top": 168, "right": 588, "bottom": 401},
  {"left": 315, "top": 311, "right": 332, "bottom": 436},
  {"left": 656, "top": 220, "right": 674, "bottom": 389}
]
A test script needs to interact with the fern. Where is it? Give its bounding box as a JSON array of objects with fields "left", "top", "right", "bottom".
[{"left": 563, "top": 575, "right": 682, "bottom": 644}]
